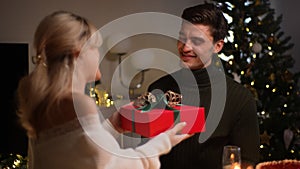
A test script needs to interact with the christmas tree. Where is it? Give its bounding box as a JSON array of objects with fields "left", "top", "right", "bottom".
[{"left": 212, "top": 0, "right": 300, "bottom": 162}]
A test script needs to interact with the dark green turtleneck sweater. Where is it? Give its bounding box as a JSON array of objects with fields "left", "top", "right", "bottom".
[{"left": 148, "top": 65, "right": 260, "bottom": 169}]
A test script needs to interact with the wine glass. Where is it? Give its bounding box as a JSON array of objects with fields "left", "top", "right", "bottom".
[{"left": 222, "top": 145, "right": 241, "bottom": 169}]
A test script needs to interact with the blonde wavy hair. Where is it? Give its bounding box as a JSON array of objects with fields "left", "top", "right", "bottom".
[{"left": 17, "top": 11, "right": 101, "bottom": 138}]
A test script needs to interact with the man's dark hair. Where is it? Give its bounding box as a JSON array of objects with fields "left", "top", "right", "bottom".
[{"left": 181, "top": 2, "right": 228, "bottom": 42}]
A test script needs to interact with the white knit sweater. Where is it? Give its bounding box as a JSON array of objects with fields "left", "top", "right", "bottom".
[{"left": 27, "top": 114, "right": 171, "bottom": 169}]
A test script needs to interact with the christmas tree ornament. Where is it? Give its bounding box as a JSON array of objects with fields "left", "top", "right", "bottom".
[
  {"left": 283, "top": 128, "right": 294, "bottom": 149},
  {"left": 251, "top": 42, "right": 262, "bottom": 53},
  {"left": 260, "top": 130, "right": 271, "bottom": 146},
  {"left": 267, "top": 36, "right": 276, "bottom": 44}
]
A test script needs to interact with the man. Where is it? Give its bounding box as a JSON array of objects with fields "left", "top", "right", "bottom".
[{"left": 147, "top": 3, "right": 260, "bottom": 169}]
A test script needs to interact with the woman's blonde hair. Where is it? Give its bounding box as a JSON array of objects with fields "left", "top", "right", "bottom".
[{"left": 17, "top": 11, "right": 101, "bottom": 138}]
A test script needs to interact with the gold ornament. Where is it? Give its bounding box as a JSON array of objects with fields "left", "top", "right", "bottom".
[
  {"left": 165, "top": 90, "right": 182, "bottom": 107},
  {"left": 133, "top": 92, "right": 157, "bottom": 108}
]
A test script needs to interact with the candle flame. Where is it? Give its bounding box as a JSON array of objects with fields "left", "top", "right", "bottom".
[
  {"left": 233, "top": 165, "right": 241, "bottom": 169},
  {"left": 230, "top": 153, "right": 235, "bottom": 160}
]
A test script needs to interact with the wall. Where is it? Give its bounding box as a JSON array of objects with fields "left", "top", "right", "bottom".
[{"left": 270, "top": 0, "right": 300, "bottom": 73}]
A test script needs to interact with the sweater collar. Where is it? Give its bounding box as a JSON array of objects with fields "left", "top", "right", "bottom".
[{"left": 178, "top": 64, "right": 225, "bottom": 87}]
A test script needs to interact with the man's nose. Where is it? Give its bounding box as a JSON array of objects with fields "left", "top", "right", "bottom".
[{"left": 182, "top": 40, "right": 193, "bottom": 52}]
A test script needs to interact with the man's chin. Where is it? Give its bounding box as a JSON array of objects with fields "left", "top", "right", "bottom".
[
  {"left": 179, "top": 61, "right": 197, "bottom": 69},
  {"left": 180, "top": 61, "right": 204, "bottom": 70}
]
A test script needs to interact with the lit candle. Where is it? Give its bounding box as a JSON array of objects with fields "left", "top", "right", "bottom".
[
  {"left": 233, "top": 163, "right": 241, "bottom": 169},
  {"left": 223, "top": 163, "right": 241, "bottom": 169}
]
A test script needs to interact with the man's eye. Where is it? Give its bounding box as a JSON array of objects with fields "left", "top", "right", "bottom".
[{"left": 191, "top": 37, "right": 205, "bottom": 45}]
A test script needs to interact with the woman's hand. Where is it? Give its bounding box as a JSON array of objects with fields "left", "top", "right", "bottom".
[
  {"left": 108, "top": 111, "right": 126, "bottom": 133},
  {"left": 164, "top": 122, "right": 193, "bottom": 146}
]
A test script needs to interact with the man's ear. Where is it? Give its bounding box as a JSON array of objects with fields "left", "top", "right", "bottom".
[{"left": 213, "top": 39, "right": 224, "bottom": 53}]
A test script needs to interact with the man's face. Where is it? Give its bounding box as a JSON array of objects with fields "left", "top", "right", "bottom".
[{"left": 177, "top": 22, "right": 223, "bottom": 70}]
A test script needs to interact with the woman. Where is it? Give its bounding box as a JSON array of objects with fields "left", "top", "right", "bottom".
[{"left": 17, "top": 11, "right": 189, "bottom": 169}]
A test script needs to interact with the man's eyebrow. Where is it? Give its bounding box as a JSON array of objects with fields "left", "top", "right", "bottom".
[
  {"left": 190, "top": 36, "right": 206, "bottom": 44},
  {"left": 179, "top": 31, "right": 185, "bottom": 36},
  {"left": 191, "top": 36, "right": 205, "bottom": 40}
]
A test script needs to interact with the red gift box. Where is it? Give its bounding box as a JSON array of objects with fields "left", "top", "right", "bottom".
[{"left": 119, "top": 103, "right": 205, "bottom": 137}]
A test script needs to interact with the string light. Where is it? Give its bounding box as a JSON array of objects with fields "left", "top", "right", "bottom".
[
  {"left": 89, "top": 85, "right": 114, "bottom": 107},
  {"left": 268, "top": 51, "right": 273, "bottom": 56},
  {"left": 89, "top": 87, "right": 96, "bottom": 98},
  {"left": 0, "top": 154, "right": 28, "bottom": 168},
  {"left": 12, "top": 158, "right": 21, "bottom": 168},
  {"left": 225, "top": 2, "right": 234, "bottom": 10},
  {"left": 247, "top": 57, "right": 251, "bottom": 63},
  {"left": 244, "top": 17, "right": 252, "bottom": 23},
  {"left": 219, "top": 53, "right": 234, "bottom": 61},
  {"left": 258, "top": 21, "right": 262, "bottom": 25},
  {"left": 223, "top": 13, "right": 233, "bottom": 24},
  {"left": 225, "top": 30, "right": 234, "bottom": 42}
]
